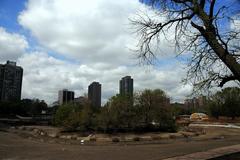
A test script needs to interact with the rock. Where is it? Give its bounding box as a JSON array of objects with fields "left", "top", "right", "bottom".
[
  {"left": 169, "top": 133, "right": 184, "bottom": 139},
  {"left": 59, "top": 135, "right": 67, "bottom": 139},
  {"left": 49, "top": 140, "right": 55, "bottom": 143},
  {"left": 59, "top": 135, "right": 71, "bottom": 139},
  {"left": 80, "top": 140, "right": 85, "bottom": 145},
  {"left": 48, "top": 133, "right": 58, "bottom": 138},
  {"left": 71, "top": 135, "right": 78, "bottom": 140},
  {"left": 76, "top": 137, "right": 82, "bottom": 141},
  {"left": 66, "top": 135, "right": 72, "bottom": 139},
  {"left": 25, "top": 127, "right": 34, "bottom": 131},
  {"left": 151, "top": 135, "right": 162, "bottom": 141},
  {"left": 10, "top": 126, "right": 16, "bottom": 129},
  {"left": 40, "top": 131, "right": 46, "bottom": 136},
  {"left": 18, "top": 126, "right": 25, "bottom": 130},
  {"left": 33, "top": 128, "right": 40, "bottom": 134}
]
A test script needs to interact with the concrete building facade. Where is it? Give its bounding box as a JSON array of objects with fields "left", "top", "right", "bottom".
[
  {"left": 58, "top": 89, "right": 74, "bottom": 105},
  {"left": 119, "top": 76, "right": 133, "bottom": 97},
  {"left": 74, "top": 96, "right": 88, "bottom": 106},
  {"left": 184, "top": 96, "right": 207, "bottom": 110},
  {"left": 88, "top": 82, "right": 101, "bottom": 107},
  {"left": 0, "top": 61, "right": 23, "bottom": 101}
]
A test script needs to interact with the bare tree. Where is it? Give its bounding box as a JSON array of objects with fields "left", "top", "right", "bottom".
[{"left": 131, "top": 0, "right": 240, "bottom": 90}]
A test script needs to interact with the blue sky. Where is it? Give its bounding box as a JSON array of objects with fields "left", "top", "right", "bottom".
[
  {"left": 1, "top": 0, "right": 238, "bottom": 64},
  {"left": 0, "top": 0, "right": 25, "bottom": 32},
  {"left": 0, "top": 0, "right": 80, "bottom": 62}
]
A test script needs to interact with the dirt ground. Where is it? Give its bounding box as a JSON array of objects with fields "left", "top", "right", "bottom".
[{"left": 0, "top": 126, "right": 240, "bottom": 160}]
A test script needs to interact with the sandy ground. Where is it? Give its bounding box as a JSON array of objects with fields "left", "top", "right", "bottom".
[{"left": 0, "top": 126, "right": 240, "bottom": 160}]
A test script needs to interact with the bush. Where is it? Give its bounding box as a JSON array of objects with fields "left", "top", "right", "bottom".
[
  {"left": 112, "top": 137, "right": 120, "bottom": 143},
  {"left": 53, "top": 89, "right": 179, "bottom": 133},
  {"left": 133, "top": 137, "right": 141, "bottom": 141},
  {"left": 169, "top": 134, "right": 177, "bottom": 139},
  {"left": 89, "top": 137, "right": 97, "bottom": 142},
  {"left": 151, "top": 135, "right": 162, "bottom": 141}
]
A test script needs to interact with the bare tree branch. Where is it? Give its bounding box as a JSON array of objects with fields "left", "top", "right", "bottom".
[{"left": 131, "top": 0, "right": 240, "bottom": 90}]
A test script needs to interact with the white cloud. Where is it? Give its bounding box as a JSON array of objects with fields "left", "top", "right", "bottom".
[
  {"left": 8, "top": 0, "right": 192, "bottom": 104},
  {"left": 17, "top": 52, "right": 191, "bottom": 104},
  {"left": 0, "top": 27, "right": 28, "bottom": 63},
  {"left": 18, "top": 0, "right": 145, "bottom": 65}
]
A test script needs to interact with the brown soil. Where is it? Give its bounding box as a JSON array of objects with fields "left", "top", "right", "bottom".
[{"left": 0, "top": 126, "right": 240, "bottom": 160}]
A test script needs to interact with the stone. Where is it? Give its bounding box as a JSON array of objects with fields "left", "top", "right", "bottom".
[
  {"left": 48, "top": 133, "right": 58, "bottom": 138},
  {"left": 40, "top": 131, "right": 46, "bottom": 136}
]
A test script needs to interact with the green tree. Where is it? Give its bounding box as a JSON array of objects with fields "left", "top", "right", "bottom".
[
  {"left": 79, "top": 102, "right": 96, "bottom": 131},
  {"left": 0, "top": 99, "right": 48, "bottom": 117},
  {"left": 207, "top": 87, "right": 240, "bottom": 119},
  {"left": 136, "top": 89, "right": 176, "bottom": 131},
  {"left": 54, "top": 103, "right": 84, "bottom": 130},
  {"left": 207, "top": 93, "right": 223, "bottom": 119},
  {"left": 104, "top": 94, "right": 135, "bottom": 131},
  {"left": 221, "top": 87, "right": 240, "bottom": 119},
  {"left": 54, "top": 100, "right": 97, "bottom": 131}
]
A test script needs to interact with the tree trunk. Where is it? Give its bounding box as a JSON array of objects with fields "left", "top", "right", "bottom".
[{"left": 193, "top": 7, "right": 240, "bottom": 84}]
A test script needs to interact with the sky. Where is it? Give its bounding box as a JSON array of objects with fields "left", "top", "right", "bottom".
[{"left": 1, "top": 0, "right": 237, "bottom": 105}]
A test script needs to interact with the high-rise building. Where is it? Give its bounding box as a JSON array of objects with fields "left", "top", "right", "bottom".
[
  {"left": 0, "top": 61, "right": 23, "bottom": 101},
  {"left": 184, "top": 96, "right": 207, "bottom": 110},
  {"left": 119, "top": 76, "right": 133, "bottom": 96},
  {"left": 88, "top": 82, "right": 101, "bottom": 107},
  {"left": 58, "top": 89, "right": 74, "bottom": 105},
  {"left": 74, "top": 96, "right": 88, "bottom": 106}
]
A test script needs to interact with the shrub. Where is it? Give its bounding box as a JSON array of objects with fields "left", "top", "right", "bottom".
[
  {"left": 133, "top": 137, "right": 141, "bottom": 141},
  {"left": 89, "top": 137, "right": 97, "bottom": 142},
  {"left": 112, "top": 137, "right": 120, "bottom": 143},
  {"left": 169, "top": 134, "right": 177, "bottom": 139},
  {"left": 151, "top": 135, "right": 162, "bottom": 141}
]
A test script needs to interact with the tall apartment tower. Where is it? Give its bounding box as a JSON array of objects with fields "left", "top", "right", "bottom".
[
  {"left": 119, "top": 76, "right": 133, "bottom": 96},
  {"left": 58, "top": 89, "right": 74, "bottom": 105},
  {"left": 0, "top": 61, "right": 23, "bottom": 101},
  {"left": 88, "top": 82, "right": 101, "bottom": 107}
]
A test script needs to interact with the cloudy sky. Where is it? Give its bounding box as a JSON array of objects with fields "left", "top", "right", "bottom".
[{"left": 1, "top": 0, "right": 237, "bottom": 104}]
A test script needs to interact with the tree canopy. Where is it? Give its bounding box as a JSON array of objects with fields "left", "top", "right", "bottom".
[
  {"left": 207, "top": 87, "right": 240, "bottom": 119},
  {"left": 54, "top": 89, "right": 176, "bottom": 133}
]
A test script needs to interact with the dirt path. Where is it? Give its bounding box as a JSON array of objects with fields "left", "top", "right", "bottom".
[{"left": 0, "top": 130, "right": 240, "bottom": 160}]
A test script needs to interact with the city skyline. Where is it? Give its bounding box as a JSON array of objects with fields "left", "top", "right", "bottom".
[
  {"left": 0, "top": 0, "right": 193, "bottom": 104},
  {"left": 0, "top": 0, "right": 238, "bottom": 104},
  {"left": 0, "top": 60, "right": 233, "bottom": 106}
]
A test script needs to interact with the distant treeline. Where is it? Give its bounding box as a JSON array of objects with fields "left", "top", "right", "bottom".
[
  {"left": 207, "top": 87, "right": 240, "bottom": 120},
  {"left": 172, "top": 87, "right": 240, "bottom": 120},
  {"left": 0, "top": 99, "right": 48, "bottom": 117},
  {"left": 54, "top": 89, "right": 177, "bottom": 133}
]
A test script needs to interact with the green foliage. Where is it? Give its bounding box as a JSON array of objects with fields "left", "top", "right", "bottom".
[
  {"left": 97, "top": 94, "right": 135, "bottom": 132},
  {"left": 97, "top": 89, "right": 176, "bottom": 132},
  {"left": 54, "top": 103, "right": 76, "bottom": 126},
  {"left": 135, "top": 89, "right": 175, "bottom": 131},
  {"left": 207, "top": 87, "right": 240, "bottom": 119},
  {"left": 54, "top": 89, "right": 177, "bottom": 133},
  {"left": 112, "top": 137, "right": 120, "bottom": 143},
  {"left": 0, "top": 99, "right": 48, "bottom": 117},
  {"left": 170, "top": 103, "right": 189, "bottom": 116},
  {"left": 133, "top": 137, "right": 141, "bottom": 141}
]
